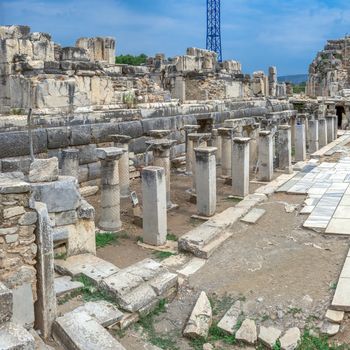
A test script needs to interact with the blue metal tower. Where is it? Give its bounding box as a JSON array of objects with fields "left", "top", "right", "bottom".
[{"left": 206, "top": 0, "right": 222, "bottom": 62}]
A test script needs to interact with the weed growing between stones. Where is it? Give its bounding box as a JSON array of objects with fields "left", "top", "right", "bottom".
[
  {"left": 54, "top": 252, "right": 67, "bottom": 260},
  {"left": 136, "top": 299, "right": 179, "bottom": 350},
  {"left": 297, "top": 330, "right": 350, "bottom": 350},
  {"left": 95, "top": 230, "right": 130, "bottom": 248},
  {"left": 166, "top": 232, "right": 178, "bottom": 241},
  {"left": 153, "top": 251, "right": 175, "bottom": 260}
]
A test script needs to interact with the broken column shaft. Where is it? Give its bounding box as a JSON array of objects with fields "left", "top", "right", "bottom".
[
  {"left": 308, "top": 119, "right": 319, "bottom": 154},
  {"left": 61, "top": 149, "right": 79, "bottom": 179},
  {"left": 295, "top": 123, "right": 306, "bottom": 161},
  {"left": 232, "top": 137, "right": 250, "bottom": 198},
  {"left": 318, "top": 118, "right": 327, "bottom": 148},
  {"left": 326, "top": 115, "right": 335, "bottom": 143},
  {"left": 142, "top": 166, "right": 167, "bottom": 246},
  {"left": 110, "top": 134, "right": 131, "bottom": 198},
  {"left": 218, "top": 128, "right": 233, "bottom": 178},
  {"left": 277, "top": 125, "right": 292, "bottom": 173},
  {"left": 194, "top": 147, "right": 217, "bottom": 217},
  {"left": 96, "top": 147, "right": 125, "bottom": 231},
  {"left": 258, "top": 130, "right": 273, "bottom": 182},
  {"left": 183, "top": 125, "right": 200, "bottom": 174},
  {"left": 146, "top": 139, "right": 176, "bottom": 209}
]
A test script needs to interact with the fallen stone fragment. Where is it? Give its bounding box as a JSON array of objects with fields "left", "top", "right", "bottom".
[
  {"left": 240, "top": 208, "right": 266, "bottom": 224},
  {"left": 258, "top": 326, "right": 282, "bottom": 349},
  {"left": 183, "top": 291, "right": 212, "bottom": 339},
  {"left": 72, "top": 300, "right": 124, "bottom": 327},
  {"left": 28, "top": 158, "right": 59, "bottom": 183},
  {"left": 53, "top": 311, "right": 126, "bottom": 350},
  {"left": 217, "top": 300, "right": 241, "bottom": 334},
  {"left": 320, "top": 321, "right": 340, "bottom": 336},
  {"left": 203, "top": 344, "right": 214, "bottom": 350},
  {"left": 80, "top": 185, "right": 99, "bottom": 197},
  {"left": 0, "top": 282, "right": 13, "bottom": 324},
  {"left": 54, "top": 276, "right": 84, "bottom": 297},
  {"left": 280, "top": 327, "right": 301, "bottom": 350},
  {"left": 0, "top": 322, "right": 35, "bottom": 350},
  {"left": 235, "top": 319, "right": 257, "bottom": 345},
  {"left": 325, "top": 309, "right": 344, "bottom": 324}
]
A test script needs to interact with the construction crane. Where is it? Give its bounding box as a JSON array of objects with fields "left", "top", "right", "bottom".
[{"left": 206, "top": 0, "right": 222, "bottom": 62}]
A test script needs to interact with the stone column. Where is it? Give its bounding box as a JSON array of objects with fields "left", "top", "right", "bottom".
[
  {"left": 183, "top": 125, "right": 200, "bottom": 174},
  {"left": 232, "top": 137, "right": 250, "bottom": 198},
  {"left": 188, "top": 133, "right": 211, "bottom": 191},
  {"left": 308, "top": 119, "right": 319, "bottom": 154},
  {"left": 96, "top": 147, "right": 125, "bottom": 231},
  {"left": 258, "top": 131, "right": 273, "bottom": 182},
  {"left": 295, "top": 124, "right": 306, "bottom": 161},
  {"left": 146, "top": 139, "right": 176, "bottom": 209},
  {"left": 218, "top": 128, "right": 233, "bottom": 178},
  {"left": 61, "top": 149, "right": 79, "bottom": 179},
  {"left": 248, "top": 123, "right": 260, "bottom": 171},
  {"left": 277, "top": 125, "right": 292, "bottom": 173},
  {"left": 290, "top": 116, "right": 296, "bottom": 147},
  {"left": 110, "top": 134, "right": 131, "bottom": 198},
  {"left": 318, "top": 118, "right": 327, "bottom": 148},
  {"left": 194, "top": 147, "right": 217, "bottom": 217},
  {"left": 142, "top": 166, "right": 167, "bottom": 246},
  {"left": 326, "top": 115, "right": 335, "bottom": 143},
  {"left": 33, "top": 202, "right": 57, "bottom": 339},
  {"left": 333, "top": 115, "right": 338, "bottom": 140}
]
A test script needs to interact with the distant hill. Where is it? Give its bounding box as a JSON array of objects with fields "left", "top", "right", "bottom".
[{"left": 278, "top": 74, "right": 308, "bottom": 84}]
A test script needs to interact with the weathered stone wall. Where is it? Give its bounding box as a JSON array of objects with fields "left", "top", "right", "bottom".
[{"left": 0, "top": 176, "right": 38, "bottom": 310}]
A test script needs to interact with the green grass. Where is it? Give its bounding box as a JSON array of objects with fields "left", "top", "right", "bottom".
[
  {"left": 225, "top": 196, "right": 243, "bottom": 202},
  {"left": 287, "top": 307, "right": 302, "bottom": 316},
  {"left": 54, "top": 252, "right": 67, "bottom": 260},
  {"left": 95, "top": 230, "right": 130, "bottom": 248},
  {"left": 297, "top": 330, "right": 350, "bottom": 350},
  {"left": 153, "top": 251, "right": 175, "bottom": 260},
  {"left": 330, "top": 282, "right": 337, "bottom": 290},
  {"left": 166, "top": 232, "right": 178, "bottom": 241}
]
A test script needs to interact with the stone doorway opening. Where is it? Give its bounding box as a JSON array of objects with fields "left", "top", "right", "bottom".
[{"left": 336, "top": 105, "right": 345, "bottom": 128}]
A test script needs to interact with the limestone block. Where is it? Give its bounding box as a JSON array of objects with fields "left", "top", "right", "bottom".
[
  {"left": 11, "top": 283, "right": 35, "bottom": 328},
  {"left": 53, "top": 311, "right": 126, "bottom": 350},
  {"left": 31, "top": 32, "right": 54, "bottom": 61},
  {"left": 3, "top": 206, "right": 25, "bottom": 219},
  {"left": 1, "top": 158, "right": 32, "bottom": 174},
  {"left": 118, "top": 120, "right": 143, "bottom": 139},
  {"left": 0, "top": 176, "right": 30, "bottom": 195},
  {"left": 55, "top": 210, "right": 78, "bottom": 226},
  {"left": 320, "top": 321, "right": 340, "bottom": 336},
  {"left": 47, "top": 127, "right": 70, "bottom": 149},
  {"left": 77, "top": 199, "right": 95, "bottom": 220},
  {"left": 31, "top": 176, "right": 81, "bottom": 213},
  {"left": 54, "top": 276, "right": 83, "bottom": 297},
  {"left": 0, "top": 282, "right": 13, "bottom": 324},
  {"left": 28, "top": 158, "right": 59, "bottom": 183},
  {"left": 0, "top": 25, "right": 30, "bottom": 40},
  {"left": 79, "top": 185, "right": 98, "bottom": 198},
  {"left": 66, "top": 219, "right": 96, "bottom": 256},
  {"left": 217, "top": 301, "right": 242, "bottom": 334},
  {"left": 61, "top": 47, "right": 89, "bottom": 61},
  {"left": 183, "top": 291, "right": 212, "bottom": 339},
  {"left": 325, "top": 309, "right": 344, "bottom": 324},
  {"left": 235, "top": 319, "right": 257, "bottom": 345},
  {"left": 91, "top": 122, "right": 119, "bottom": 143},
  {"left": 0, "top": 322, "right": 35, "bottom": 350},
  {"left": 77, "top": 144, "right": 98, "bottom": 165},
  {"left": 70, "top": 125, "right": 92, "bottom": 146},
  {"left": 280, "top": 327, "right": 301, "bottom": 350},
  {"left": 91, "top": 76, "right": 114, "bottom": 105},
  {"left": 258, "top": 326, "right": 282, "bottom": 349}
]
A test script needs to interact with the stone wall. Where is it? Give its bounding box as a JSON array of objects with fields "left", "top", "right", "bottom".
[{"left": 0, "top": 175, "right": 38, "bottom": 327}]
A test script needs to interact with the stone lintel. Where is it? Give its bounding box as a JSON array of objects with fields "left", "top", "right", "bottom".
[
  {"left": 233, "top": 137, "right": 251, "bottom": 144},
  {"left": 96, "top": 147, "right": 125, "bottom": 160},
  {"left": 109, "top": 134, "right": 131, "bottom": 144},
  {"left": 62, "top": 149, "right": 79, "bottom": 158},
  {"left": 188, "top": 133, "right": 212, "bottom": 142}
]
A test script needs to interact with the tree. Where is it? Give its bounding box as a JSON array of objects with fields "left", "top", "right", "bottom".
[{"left": 115, "top": 54, "right": 148, "bottom": 66}]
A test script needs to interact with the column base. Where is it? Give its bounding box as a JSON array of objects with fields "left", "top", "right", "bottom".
[{"left": 97, "top": 222, "right": 122, "bottom": 233}]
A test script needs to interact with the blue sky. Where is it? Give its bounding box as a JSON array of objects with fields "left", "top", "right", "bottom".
[{"left": 1, "top": 0, "right": 350, "bottom": 75}]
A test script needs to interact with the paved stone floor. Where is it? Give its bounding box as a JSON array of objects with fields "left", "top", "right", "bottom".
[{"left": 278, "top": 158, "right": 350, "bottom": 235}]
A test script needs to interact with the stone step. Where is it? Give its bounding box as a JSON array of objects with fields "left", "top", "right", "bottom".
[
  {"left": 0, "top": 322, "right": 35, "bottom": 350},
  {"left": 53, "top": 311, "right": 126, "bottom": 350},
  {"left": 54, "top": 276, "right": 84, "bottom": 297},
  {"left": 71, "top": 301, "right": 124, "bottom": 328},
  {"left": 54, "top": 254, "right": 120, "bottom": 285}
]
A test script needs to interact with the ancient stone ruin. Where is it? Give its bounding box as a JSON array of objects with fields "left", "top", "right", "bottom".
[{"left": 1, "top": 24, "right": 350, "bottom": 350}]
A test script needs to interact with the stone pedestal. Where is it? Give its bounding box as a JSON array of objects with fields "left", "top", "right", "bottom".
[
  {"left": 277, "top": 125, "right": 292, "bottom": 173},
  {"left": 142, "top": 166, "right": 167, "bottom": 246},
  {"left": 61, "top": 149, "right": 79, "bottom": 179},
  {"left": 218, "top": 128, "right": 233, "bottom": 178},
  {"left": 184, "top": 125, "right": 200, "bottom": 174},
  {"left": 258, "top": 131, "right": 273, "bottom": 182},
  {"left": 109, "top": 134, "right": 131, "bottom": 198},
  {"left": 295, "top": 124, "right": 306, "bottom": 161},
  {"left": 308, "top": 119, "right": 319, "bottom": 154},
  {"left": 318, "top": 119, "right": 327, "bottom": 148},
  {"left": 188, "top": 133, "right": 211, "bottom": 191},
  {"left": 326, "top": 116, "right": 335, "bottom": 143},
  {"left": 232, "top": 137, "right": 250, "bottom": 198},
  {"left": 146, "top": 139, "right": 176, "bottom": 209},
  {"left": 96, "top": 147, "right": 125, "bottom": 231},
  {"left": 209, "top": 129, "right": 221, "bottom": 164},
  {"left": 194, "top": 147, "right": 217, "bottom": 217}
]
